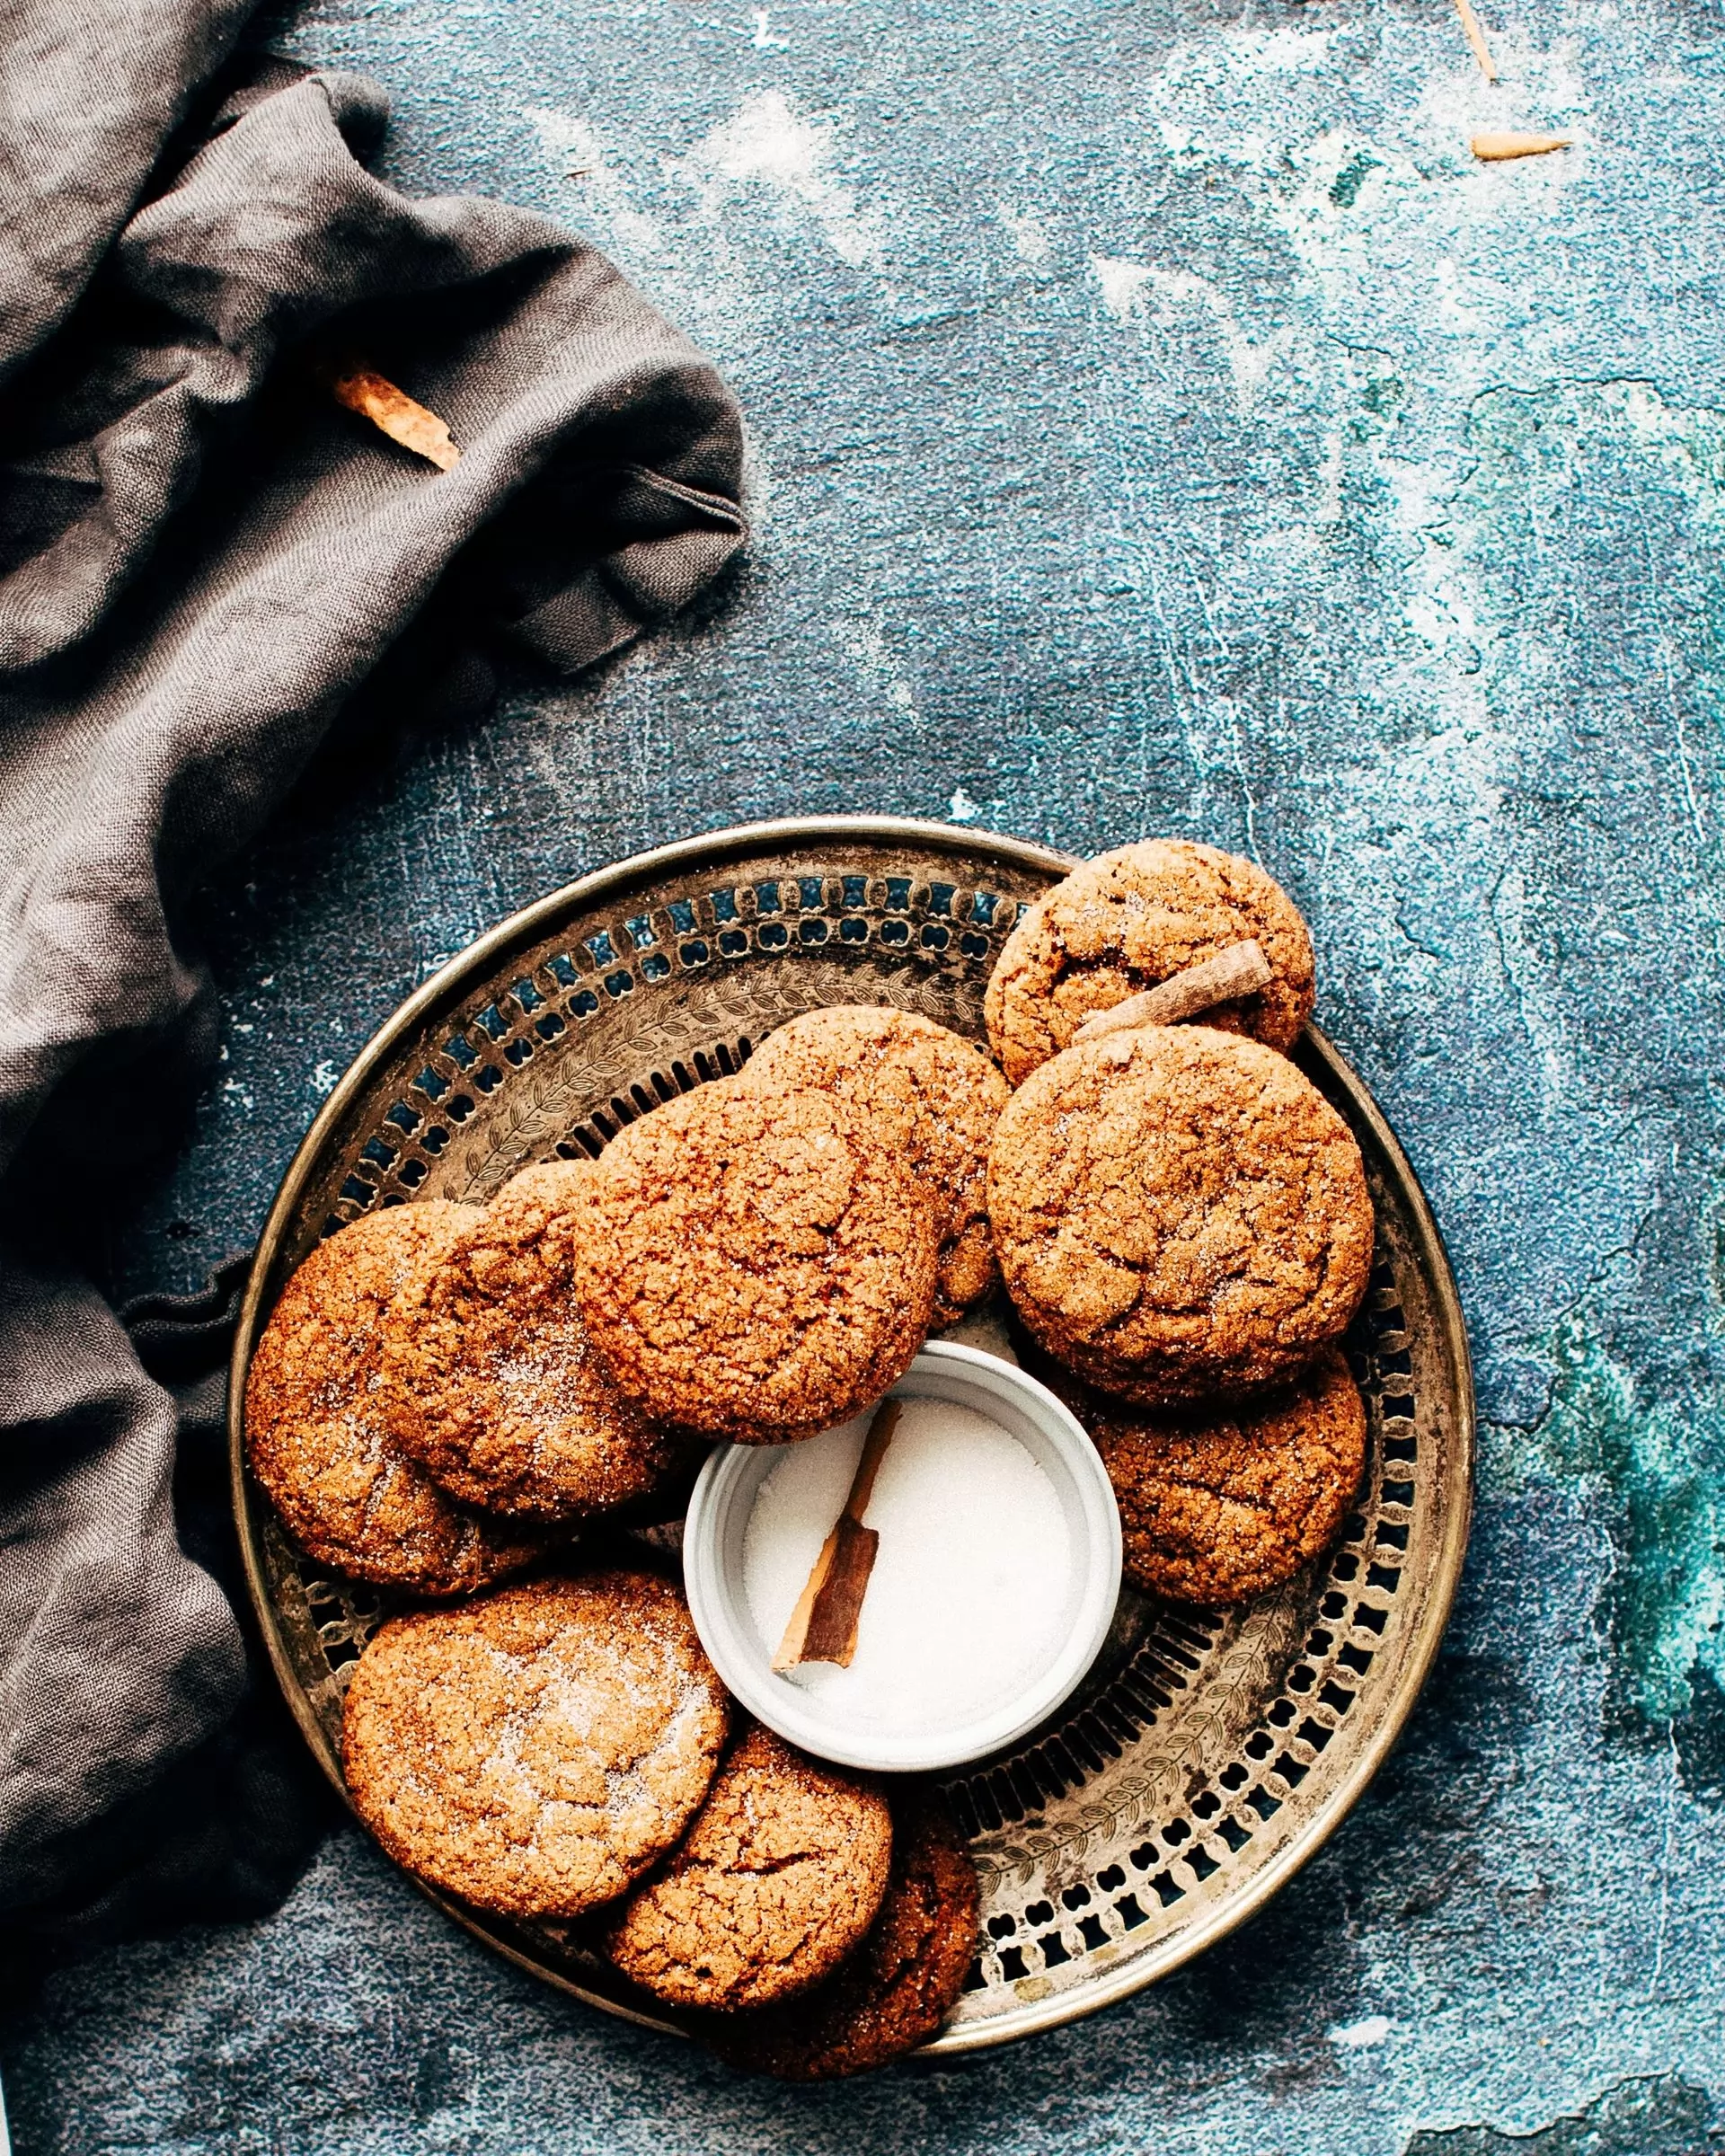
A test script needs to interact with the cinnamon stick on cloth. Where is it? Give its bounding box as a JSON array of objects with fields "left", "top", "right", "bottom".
[
  {"left": 0, "top": 6, "right": 743, "bottom": 1965},
  {"left": 324, "top": 364, "right": 463, "bottom": 471}
]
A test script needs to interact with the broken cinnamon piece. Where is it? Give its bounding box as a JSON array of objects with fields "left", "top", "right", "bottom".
[
  {"left": 773, "top": 1398, "right": 902, "bottom": 1672},
  {"left": 1451, "top": 0, "right": 1499, "bottom": 82},
  {"left": 1071, "top": 939, "right": 1275, "bottom": 1047},
  {"left": 327, "top": 366, "right": 461, "bottom": 472},
  {"left": 1471, "top": 131, "right": 1570, "bottom": 161}
]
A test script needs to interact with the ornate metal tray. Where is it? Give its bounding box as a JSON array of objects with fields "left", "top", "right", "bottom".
[{"left": 230, "top": 816, "right": 1473, "bottom": 2054}]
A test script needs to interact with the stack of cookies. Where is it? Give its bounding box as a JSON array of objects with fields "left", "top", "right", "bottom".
[
  {"left": 983, "top": 838, "right": 1375, "bottom": 1606},
  {"left": 243, "top": 830, "right": 1375, "bottom": 2076},
  {"left": 336, "top": 1570, "right": 978, "bottom": 2079},
  {"left": 248, "top": 1000, "right": 1012, "bottom": 1583},
  {"left": 245, "top": 1006, "right": 1008, "bottom": 2077}
]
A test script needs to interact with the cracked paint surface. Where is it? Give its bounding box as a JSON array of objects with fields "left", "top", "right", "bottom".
[
  {"left": 4, "top": 0, "right": 1725, "bottom": 2148},
  {"left": 1403, "top": 2075, "right": 1715, "bottom": 2153}
]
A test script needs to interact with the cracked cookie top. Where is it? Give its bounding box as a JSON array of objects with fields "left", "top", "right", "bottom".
[
  {"left": 604, "top": 1723, "right": 893, "bottom": 2011},
  {"left": 382, "top": 1162, "right": 689, "bottom": 1522},
  {"left": 571, "top": 1079, "right": 939, "bottom": 1443},
  {"left": 985, "top": 839, "right": 1315, "bottom": 1085},
  {"left": 1080, "top": 1348, "right": 1367, "bottom": 1604},
  {"left": 341, "top": 1569, "right": 729, "bottom": 1920},
  {"left": 244, "top": 1201, "right": 544, "bottom": 1596},
  {"left": 988, "top": 1025, "right": 1373, "bottom": 1404},
  {"left": 702, "top": 1792, "right": 979, "bottom": 2081},
  {"left": 739, "top": 1004, "right": 1010, "bottom": 1326}
]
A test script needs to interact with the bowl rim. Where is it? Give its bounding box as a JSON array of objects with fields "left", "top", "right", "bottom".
[{"left": 682, "top": 1339, "right": 1125, "bottom": 1774}]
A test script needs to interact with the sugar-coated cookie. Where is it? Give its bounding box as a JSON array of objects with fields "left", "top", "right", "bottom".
[
  {"left": 605, "top": 1724, "right": 892, "bottom": 2011},
  {"left": 1084, "top": 1348, "right": 1368, "bottom": 1604},
  {"left": 572, "top": 1080, "right": 938, "bottom": 1442},
  {"left": 384, "top": 1162, "right": 689, "bottom": 1521},
  {"left": 244, "top": 1203, "right": 544, "bottom": 1595},
  {"left": 703, "top": 1794, "right": 979, "bottom": 2080},
  {"left": 989, "top": 1026, "right": 1372, "bottom": 1404},
  {"left": 741, "top": 1004, "right": 1009, "bottom": 1325},
  {"left": 985, "top": 840, "right": 1314, "bottom": 1084},
  {"left": 341, "top": 1570, "right": 729, "bottom": 1919}
]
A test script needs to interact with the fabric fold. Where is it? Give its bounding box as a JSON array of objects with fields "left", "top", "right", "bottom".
[
  {"left": 0, "top": 13, "right": 745, "bottom": 1954},
  {"left": 0, "top": 0, "right": 256, "bottom": 387}
]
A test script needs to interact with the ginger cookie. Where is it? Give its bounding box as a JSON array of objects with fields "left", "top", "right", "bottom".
[
  {"left": 341, "top": 1569, "right": 729, "bottom": 1920},
  {"left": 740, "top": 1004, "right": 1010, "bottom": 1324},
  {"left": 989, "top": 1026, "right": 1373, "bottom": 1404},
  {"left": 244, "top": 1203, "right": 544, "bottom": 1597},
  {"left": 703, "top": 1793, "right": 979, "bottom": 2080},
  {"left": 604, "top": 1723, "right": 892, "bottom": 2011},
  {"left": 1084, "top": 1349, "right": 1367, "bottom": 1604},
  {"left": 571, "top": 1080, "right": 939, "bottom": 1443},
  {"left": 985, "top": 840, "right": 1315, "bottom": 1085},
  {"left": 384, "top": 1162, "right": 689, "bottom": 1522}
]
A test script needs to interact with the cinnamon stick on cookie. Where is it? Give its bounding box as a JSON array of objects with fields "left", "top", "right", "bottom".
[{"left": 1071, "top": 940, "right": 1273, "bottom": 1046}]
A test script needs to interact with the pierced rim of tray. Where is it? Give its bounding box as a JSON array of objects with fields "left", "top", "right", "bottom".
[{"left": 229, "top": 815, "right": 1474, "bottom": 2055}]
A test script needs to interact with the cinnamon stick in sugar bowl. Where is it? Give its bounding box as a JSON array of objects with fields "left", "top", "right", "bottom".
[{"left": 683, "top": 1342, "right": 1122, "bottom": 1774}]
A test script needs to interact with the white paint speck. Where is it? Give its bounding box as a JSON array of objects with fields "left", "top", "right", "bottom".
[
  {"left": 692, "top": 6, "right": 785, "bottom": 45},
  {"left": 691, "top": 90, "right": 882, "bottom": 268},
  {"left": 1092, "top": 255, "right": 1156, "bottom": 320},
  {"left": 998, "top": 205, "right": 1051, "bottom": 264},
  {"left": 1090, "top": 258, "right": 1293, "bottom": 411},
  {"left": 836, "top": 616, "right": 917, "bottom": 717},
  {"left": 1329, "top": 2015, "right": 1393, "bottom": 2049},
  {"left": 311, "top": 1059, "right": 339, "bottom": 1096},
  {"left": 949, "top": 785, "right": 981, "bottom": 824}
]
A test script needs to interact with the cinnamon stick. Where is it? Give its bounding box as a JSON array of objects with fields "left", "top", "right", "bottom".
[
  {"left": 772, "top": 1398, "right": 901, "bottom": 1672},
  {"left": 1070, "top": 939, "right": 1274, "bottom": 1047},
  {"left": 327, "top": 366, "right": 462, "bottom": 472},
  {"left": 1471, "top": 131, "right": 1570, "bottom": 161},
  {"left": 1451, "top": 0, "right": 1499, "bottom": 82}
]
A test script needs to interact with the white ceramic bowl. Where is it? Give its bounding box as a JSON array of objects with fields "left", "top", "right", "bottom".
[{"left": 683, "top": 1339, "right": 1123, "bottom": 1773}]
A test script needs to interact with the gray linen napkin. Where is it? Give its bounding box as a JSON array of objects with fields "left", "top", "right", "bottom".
[{"left": 0, "top": 4, "right": 744, "bottom": 1959}]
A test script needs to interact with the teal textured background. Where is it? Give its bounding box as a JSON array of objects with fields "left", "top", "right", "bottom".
[{"left": 6, "top": 0, "right": 1725, "bottom": 2147}]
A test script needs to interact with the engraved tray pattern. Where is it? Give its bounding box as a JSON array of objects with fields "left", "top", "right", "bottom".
[{"left": 229, "top": 817, "right": 1474, "bottom": 2054}]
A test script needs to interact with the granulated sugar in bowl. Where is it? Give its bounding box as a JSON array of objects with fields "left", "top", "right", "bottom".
[
  {"left": 745, "top": 1400, "right": 1070, "bottom": 1730},
  {"left": 684, "top": 1341, "right": 1123, "bottom": 1773}
]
